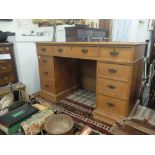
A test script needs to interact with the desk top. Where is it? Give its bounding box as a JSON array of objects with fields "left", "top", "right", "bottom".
[{"left": 36, "top": 42, "right": 146, "bottom": 46}]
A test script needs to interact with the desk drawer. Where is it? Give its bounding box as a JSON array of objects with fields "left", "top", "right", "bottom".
[
  {"left": 97, "top": 94, "right": 128, "bottom": 116},
  {"left": 98, "top": 62, "right": 131, "bottom": 82},
  {"left": 100, "top": 47, "right": 134, "bottom": 62},
  {"left": 0, "top": 46, "right": 11, "bottom": 54},
  {"left": 53, "top": 46, "right": 70, "bottom": 56},
  {"left": 39, "top": 67, "right": 54, "bottom": 79},
  {"left": 97, "top": 78, "right": 129, "bottom": 100},
  {"left": 40, "top": 78, "right": 55, "bottom": 93},
  {"left": 37, "top": 46, "right": 53, "bottom": 56},
  {"left": 0, "top": 61, "right": 14, "bottom": 73},
  {"left": 0, "top": 72, "right": 16, "bottom": 86},
  {"left": 38, "top": 55, "right": 54, "bottom": 70},
  {"left": 70, "top": 46, "right": 99, "bottom": 58}
]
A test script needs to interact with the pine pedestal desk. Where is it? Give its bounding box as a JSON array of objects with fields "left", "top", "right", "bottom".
[{"left": 36, "top": 42, "right": 145, "bottom": 125}]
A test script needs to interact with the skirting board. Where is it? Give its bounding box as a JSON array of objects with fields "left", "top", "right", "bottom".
[
  {"left": 39, "top": 85, "right": 79, "bottom": 103},
  {"left": 93, "top": 109, "right": 123, "bottom": 125}
]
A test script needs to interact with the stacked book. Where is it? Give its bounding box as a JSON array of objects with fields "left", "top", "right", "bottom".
[{"left": 0, "top": 102, "right": 38, "bottom": 134}]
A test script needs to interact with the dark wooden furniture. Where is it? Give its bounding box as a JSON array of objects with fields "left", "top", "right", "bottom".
[
  {"left": 36, "top": 42, "right": 145, "bottom": 125},
  {"left": 0, "top": 43, "right": 17, "bottom": 87},
  {"left": 65, "top": 27, "right": 106, "bottom": 42},
  {"left": 99, "top": 19, "right": 113, "bottom": 41}
]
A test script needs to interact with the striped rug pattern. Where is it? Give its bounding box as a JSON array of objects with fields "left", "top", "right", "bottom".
[{"left": 34, "top": 96, "right": 112, "bottom": 135}]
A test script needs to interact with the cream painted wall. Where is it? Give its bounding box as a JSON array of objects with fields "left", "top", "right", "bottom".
[
  {"left": 0, "top": 19, "right": 99, "bottom": 33},
  {"left": 0, "top": 19, "right": 39, "bottom": 34}
]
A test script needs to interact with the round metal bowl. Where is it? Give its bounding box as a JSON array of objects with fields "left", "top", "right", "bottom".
[{"left": 43, "top": 114, "right": 74, "bottom": 135}]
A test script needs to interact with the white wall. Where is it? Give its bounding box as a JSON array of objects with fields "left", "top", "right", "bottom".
[
  {"left": 0, "top": 19, "right": 76, "bottom": 42},
  {"left": 0, "top": 19, "right": 39, "bottom": 34},
  {"left": 0, "top": 19, "right": 99, "bottom": 35}
]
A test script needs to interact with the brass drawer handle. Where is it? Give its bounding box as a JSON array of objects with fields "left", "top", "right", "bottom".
[
  {"left": 107, "top": 102, "right": 115, "bottom": 107},
  {"left": 44, "top": 71, "right": 48, "bottom": 75},
  {"left": 81, "top": 49, "right": 88, "bottom": 54},
  {"left": 107, "top": 85, "right": 116, "bottom": 89},
  {"left": 110, "top": 49, "right": 119, "bottom": 56},
  {"left": 58, "top": 48, "right": 63, "bottom": 52},
  {"left": 45, "top": 84, "right": 49, "bottom": 88},
  {"left": 3, "top": 77, "right": 9, "bottom": 81},
  {"left": 42, "top": 48, "right": 46, "bottom": 52},
  {"left": 108, "top": 68, "right": 117, "bottom": 73},
  {"left": 43, "top": 59, "right": 47, "bottom": 63},
  {"left": 0, "top": 66, "right": 7, "bottom": 70}
]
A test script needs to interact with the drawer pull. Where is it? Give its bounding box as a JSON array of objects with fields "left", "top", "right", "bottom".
[
  {"left": 107, "top": 102, "right": 115, "bottom": 107},
  {"left": 107, "top": 85, "right": 116, "bottom": 89},
  {"left": 42, "top": 48, "right": 46, "bottom": 52},
  {"left": 44, "top": 71, "right": 48, "bottom": 75},
  {"left": 0, "top": 66, "right": 7, "bottom": 70},
  {"left": 108, "top": 68, "right": 117, "bottom": 73},
  {"left": 3, "top": 77, "right": 9, "bottom": 81},
  {"left": 58, "top": 48, "right": 63, "bottom": 52},
  {"left": 45, "top": 84, "right": 49, "bottom": 88},
  {"left": 110, "top": 49, "right": 119, "bottom": 56},
  {"left": 81, "top": 49, "right": 88, "bottom": 54},
  {"left": 43, "top": 60, "right": 47, "bottom": 63},
  {"left": 5, "top": 47, "right": 10, "bottom": 50}
]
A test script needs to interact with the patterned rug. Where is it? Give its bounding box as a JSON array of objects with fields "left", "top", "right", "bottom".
[
  {"left": 33, "top": 96, "right": 112, "bottom": 135},
  {"left": 67, "top": 89, "right": 96, "bottom": 107}
]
